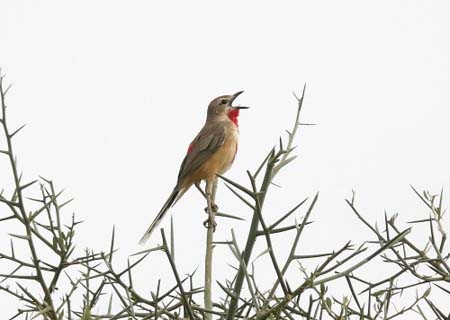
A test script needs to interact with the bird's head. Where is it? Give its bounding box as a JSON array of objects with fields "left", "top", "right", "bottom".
[{"left": 207, "top": 91, "right": 249, "bottom": 125}]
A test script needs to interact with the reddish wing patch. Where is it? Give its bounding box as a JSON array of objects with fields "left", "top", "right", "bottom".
[
  {"left": 227, "top": 108, "right": 240, "bottom": 126},
  {"left": 187, "top": 143, "right": 194, "bottom": 154}
]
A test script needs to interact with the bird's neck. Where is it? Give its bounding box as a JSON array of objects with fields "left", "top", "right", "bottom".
[
  {"left": 227, "top": 108, "right": 240, "bottom": 127},
  {"left": 206, "top": 111, "right": 240, "bottom": 127}
]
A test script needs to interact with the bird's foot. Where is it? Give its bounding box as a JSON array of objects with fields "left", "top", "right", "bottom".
[
  {"left": 203, "top": 200, "right": 217, "bottom": 231},
  {"left": 203, "top": 216, "right": 217, "bottom": 231},
  {"left": 204, "top": 203, "right": 219, "bottom": 214}
]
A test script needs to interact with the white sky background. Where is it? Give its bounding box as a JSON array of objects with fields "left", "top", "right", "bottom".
[{"left": 1, "top": 0, "right": 450, "bottom": 317}]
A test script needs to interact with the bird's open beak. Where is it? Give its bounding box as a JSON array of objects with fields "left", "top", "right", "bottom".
[{"left": 231, "top": 91, "right": 249, "bottom": 109}]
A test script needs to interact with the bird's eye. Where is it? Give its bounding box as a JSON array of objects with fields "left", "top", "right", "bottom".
[{"left": 220, "top": 99, "right": 227, "bottom": 105}]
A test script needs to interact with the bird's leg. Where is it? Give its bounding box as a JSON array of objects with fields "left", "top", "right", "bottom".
[
  {"left": 195, "top": 182, "right": 218, "bottom": 213},
  {"left": 195, "top": 182, "right": 206, "bottom": 197},
  {"left": 202, "top": 181, "right": 217, "bottom": 231}
]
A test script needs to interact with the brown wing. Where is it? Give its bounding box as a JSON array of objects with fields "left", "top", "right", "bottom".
[{"left": 176, "top": 122, "right": 227, "bottom": 185}]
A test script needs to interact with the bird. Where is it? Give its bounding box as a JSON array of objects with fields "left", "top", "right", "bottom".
[{"left": 139, "top": 91, "right": 248, "bottom": 244}]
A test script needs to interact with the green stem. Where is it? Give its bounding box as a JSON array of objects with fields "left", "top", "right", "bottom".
[
  {"left": 204, "top": 179, "right": 217, "bottom": 320},
  {"left": 226, "top": 152, "right": 274, "bottom": 320},
  {"left": 161, "top": 230, "right": 195, "bottom": 320},
  {"left": 227, "top": 85, "right": 306, "bottom": 319},
  {"left": 0, "top": 73, "right": 57, "bottom": 320}
]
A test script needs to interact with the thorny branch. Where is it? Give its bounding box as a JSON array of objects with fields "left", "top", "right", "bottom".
[{"left": 0, "top": 72, "right": 448, "bottom": 319}]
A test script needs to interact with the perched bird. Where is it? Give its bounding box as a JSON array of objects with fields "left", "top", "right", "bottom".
[{"left": 139, "top": 91, "right": 248, "bottom": 244}]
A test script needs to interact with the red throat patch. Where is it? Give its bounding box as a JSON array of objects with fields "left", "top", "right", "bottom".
[{"left": 227, "top": 108, "right": 240, "bottom": 126}]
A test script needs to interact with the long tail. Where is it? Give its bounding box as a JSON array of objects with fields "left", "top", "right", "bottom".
[{"left": 139, "top": 188, "right": 181, "bottom": 244}]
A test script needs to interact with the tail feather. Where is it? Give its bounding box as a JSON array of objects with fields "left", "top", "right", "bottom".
[{"left": 139, "top": 189, "right": 180, "bottom": 244}]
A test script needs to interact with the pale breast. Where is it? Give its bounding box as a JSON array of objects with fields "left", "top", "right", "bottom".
[
  {"left": 215, "top": 133, "right": 238, "bottom": 174},
  {"left": 193, "top": 124, "right": 238, "bottom": 183}
]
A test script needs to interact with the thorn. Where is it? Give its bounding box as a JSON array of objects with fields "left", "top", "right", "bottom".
[
  {"left": 302, "top": 82, "right": 307, "bottom": 97},
  {"left": 4, "top": 83, "right": 12, "bottom": 95},
  {"left": 9, "top": 124, "right": 26, "bottom": 138}
]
